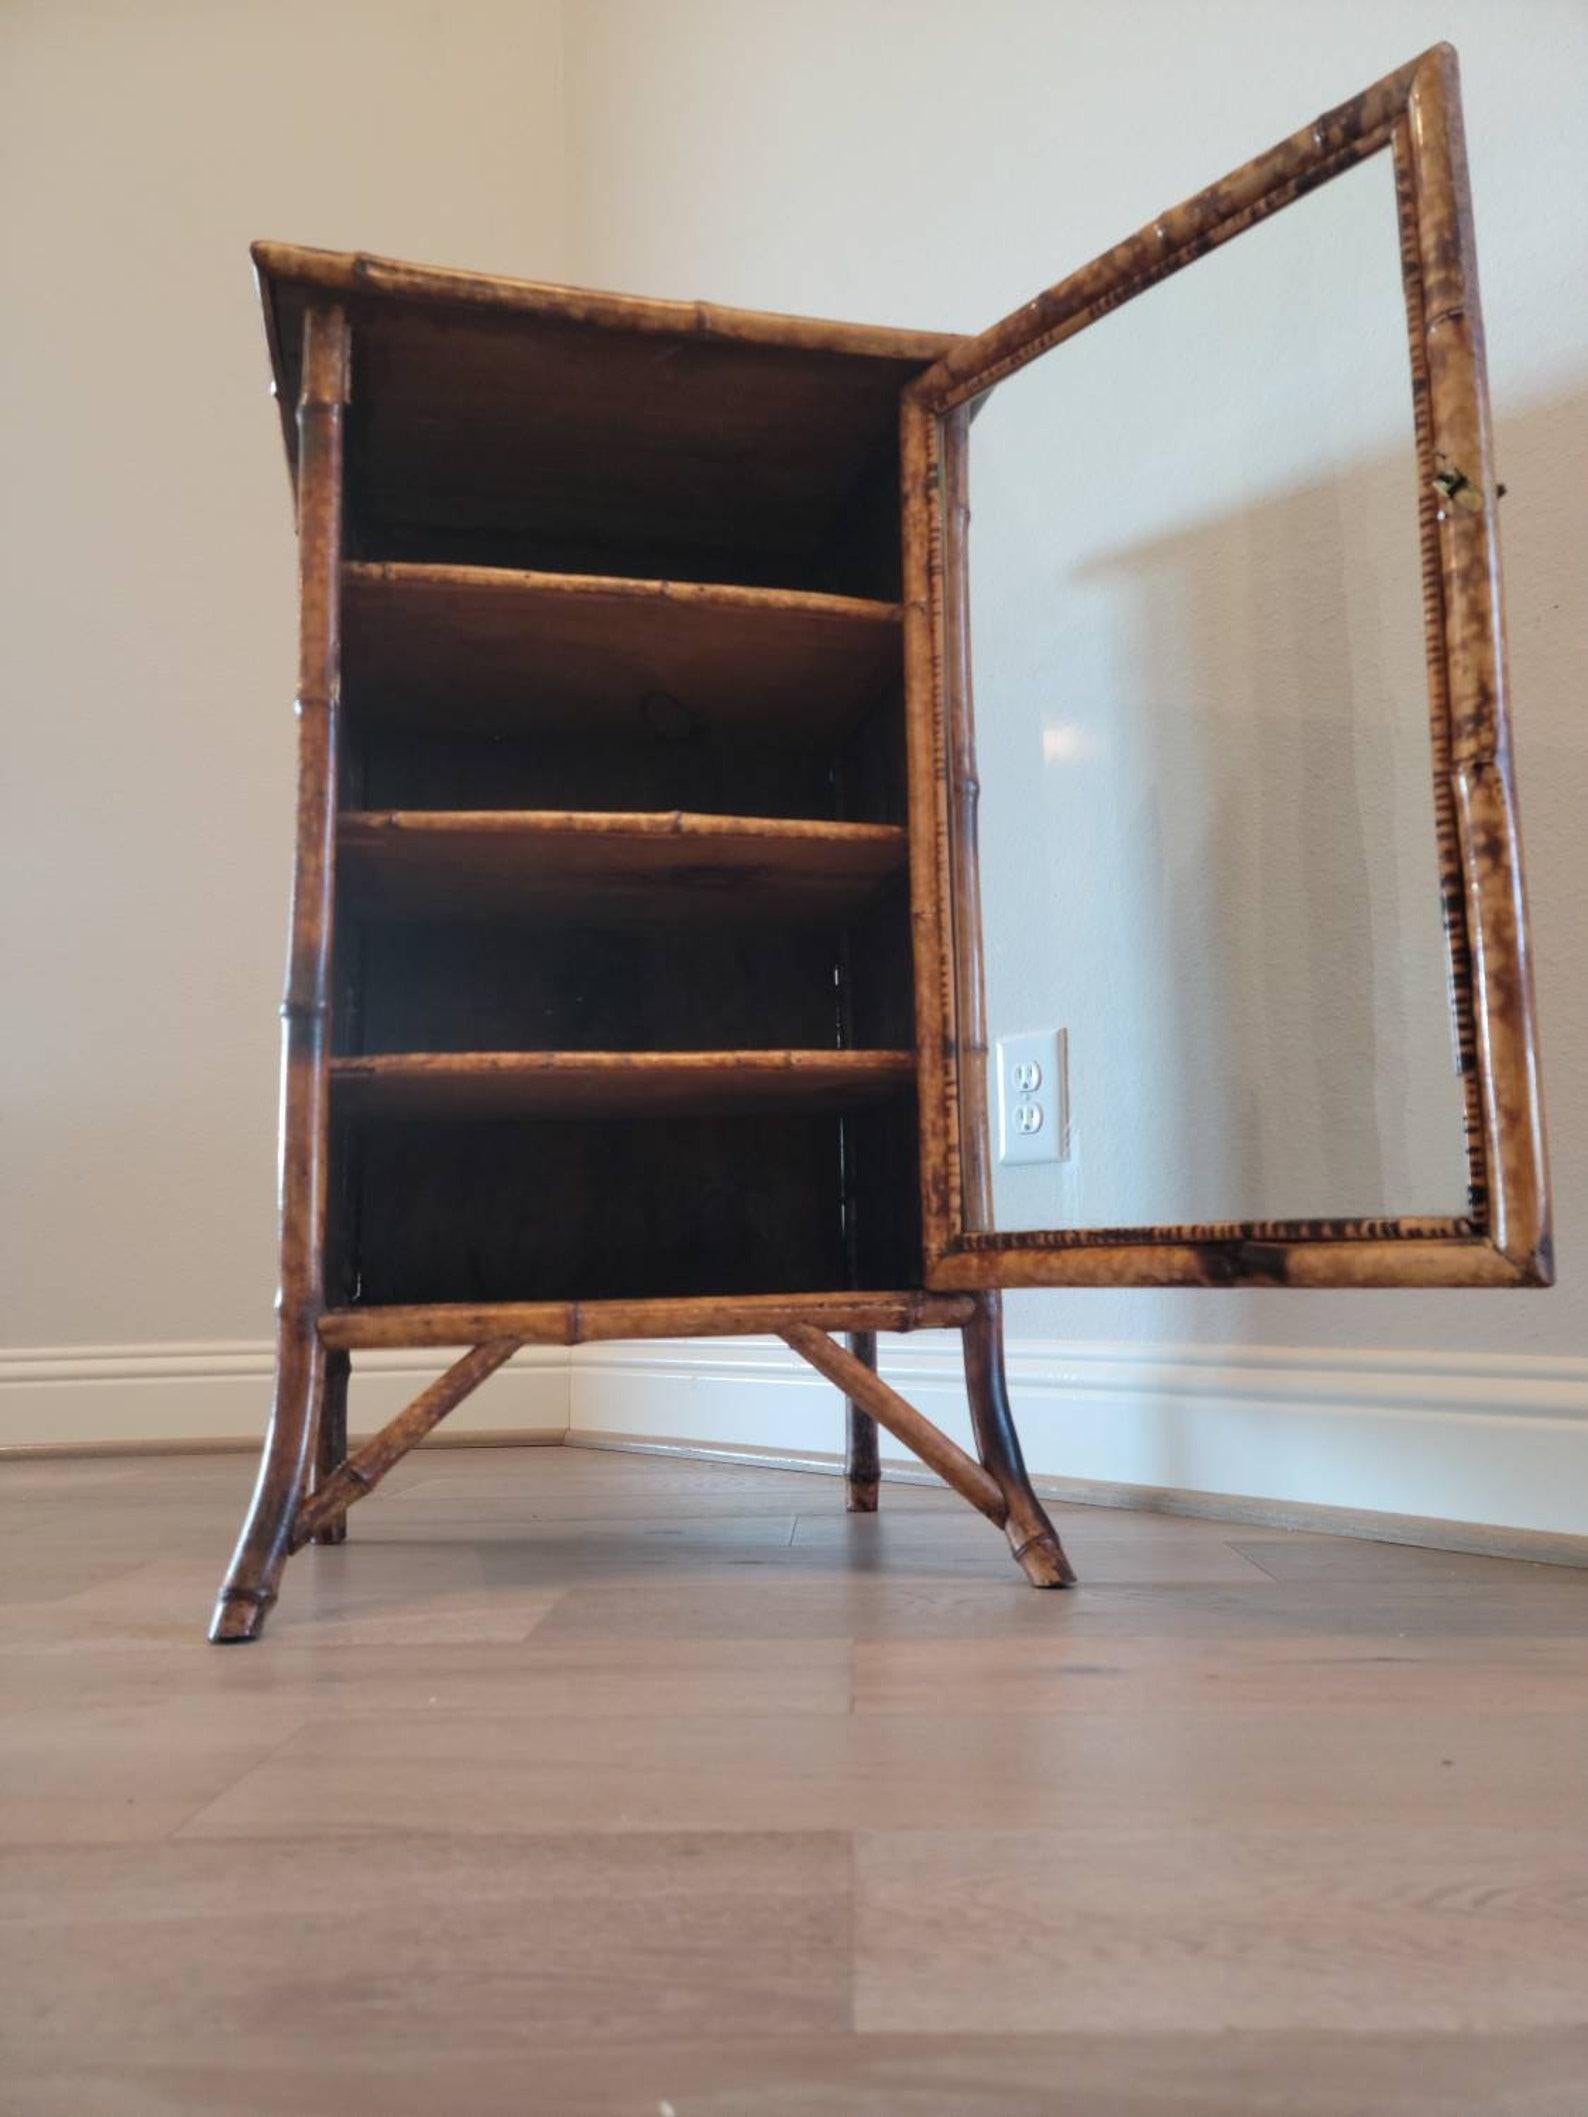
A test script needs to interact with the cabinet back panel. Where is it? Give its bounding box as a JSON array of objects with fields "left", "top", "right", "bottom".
[
  {"left": 356, "top": 726, "right": 841, "bottom": 820},
  {"left": 840, "top": 885, "right": 917, "bottom": 1050},
  {"left": 343, "top": 893, "right": 912, "bottom": 1054},
  {"left": 846, "top": 1092, "right": 923, "bottom": 1289},
  {"left": 347, "top": 920, "right": 845, "bottom": 1054},
  {"left": 343, "top": 305, "right": 909, "bottom": 597},
  {"left": 341, "top": 1112, "right": 848, "bottom": 1305},
  {"left": 352, "top": 689, "right": 904, "bottom": 826}
]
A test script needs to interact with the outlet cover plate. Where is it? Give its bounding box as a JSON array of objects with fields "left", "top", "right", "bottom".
[{"left": 996, "top": 1028, "right": 1067, "bottom": 1165}]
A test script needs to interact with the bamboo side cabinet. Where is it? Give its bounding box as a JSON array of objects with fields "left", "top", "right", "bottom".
[
  {"left": 213, "top": 49, "right": 1549, "bottom": 1642},
  {"left": 211, "top": 243, "right": 1071, "bottom": 1641}
]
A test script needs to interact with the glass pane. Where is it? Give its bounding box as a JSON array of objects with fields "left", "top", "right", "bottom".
[{"left": 964, "top": 151, "right": 1471, "bottom": 1235}]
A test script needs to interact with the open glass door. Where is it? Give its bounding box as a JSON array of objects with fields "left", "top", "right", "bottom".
[{"left": 904, "top": 45, "right": 1550, "bottom": 1290}]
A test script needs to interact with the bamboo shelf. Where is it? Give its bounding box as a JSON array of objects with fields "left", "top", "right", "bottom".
[
  {"left": 340, "top": 563, "right": 903, "bottom": 738},
  {"left": 330, "top": 1048, "right": 915, "bottom": 1120},
  {"left": 337, "top": 810, "right": 909, "bottom": 923}
]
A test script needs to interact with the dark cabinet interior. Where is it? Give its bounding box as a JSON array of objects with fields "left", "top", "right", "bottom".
[{"left": 306, "top": 281, "right": 932, "bottom": 1314}]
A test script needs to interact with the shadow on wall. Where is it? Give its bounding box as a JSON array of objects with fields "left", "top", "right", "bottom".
[
  {"left": 1065, "top": 446, "right": 1467, "bottom": 1225},
  {"left": 988, "top": 382, "right": 1587, "bottom": 1382}
]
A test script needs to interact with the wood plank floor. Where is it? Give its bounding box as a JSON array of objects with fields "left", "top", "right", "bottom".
[{"left": 4, "top": 1444, "right": 1587, "bottom": 2114}]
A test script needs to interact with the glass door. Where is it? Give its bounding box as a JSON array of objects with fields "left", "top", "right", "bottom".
[{"left": 903, "top": 46, "right": 1550, "bottom": 1289}]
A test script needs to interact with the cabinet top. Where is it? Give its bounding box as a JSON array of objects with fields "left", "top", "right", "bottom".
[
  {"left": 252, "top": 238, "right": 959, "bottom": 372},
  {"left": 252, "top": 243, "right": 961, "bottom": 544}
]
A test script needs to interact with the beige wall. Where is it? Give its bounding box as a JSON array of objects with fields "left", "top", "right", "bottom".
[
  {"left": 4, "top": 4, "right": 1585, "bottom": 1521},
  {"left": 2, "top": 0, "right": 567, "bottom": 1346}
]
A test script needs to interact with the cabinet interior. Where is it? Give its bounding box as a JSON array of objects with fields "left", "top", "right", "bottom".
[{"left": 317, "top": 294, "right": 924, "bottom": 1311}]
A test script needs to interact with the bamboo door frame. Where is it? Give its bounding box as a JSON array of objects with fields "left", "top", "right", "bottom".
[{"left": 901, "top": 43, "right": 1551, "bottom": 1294}]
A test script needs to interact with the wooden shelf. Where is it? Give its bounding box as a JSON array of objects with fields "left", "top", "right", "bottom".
[
  {"left": 337, "top": 809, "right": 908, "bottom": 923},
  {"left": 331, "top": 1049, "right": 916, "bottom": 1121},
  {"left": 340, "top": 563, "right": 903, "bottom": 738}
]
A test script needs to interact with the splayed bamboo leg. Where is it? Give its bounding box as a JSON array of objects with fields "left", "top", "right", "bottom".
[
  {"left": 292, "top": 1340, "right": 520, "bottom": 1548},
  {"left": 210, "top": 1326, "right": 327, "bottom": 1641},
  {"left": 310, "top": 1348, "right": 351, "bottom": 1545},
  {"left": 962, "top": 1293, "right": 1075, "bottom": 1587},
  {"left": 209, "top": 299, "right": 349, "bottom": 1646},
  {"left": 843, "top": 1329, "right": 881, "bottom": 1512},
  {"left": 780, "top": 1325, "right": 1004, "bottom": 1524}
]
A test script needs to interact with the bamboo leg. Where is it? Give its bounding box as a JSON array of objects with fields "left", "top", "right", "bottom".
[
  {"left": 780, "top": 1326, "right": 1005, "bottom": 1523},
  {"left": 292, "top": 1340, "right": 520, "bottom": 1548},
  {"left": 844, "top": 1329, "right": 880, "bottom": 1513},
  {"left": 210, "top": 300, "right": 349, "bottom": 1646},
  {"left": 962, "top": 1293, "right": 1075, "bottom": 1588},
  {"left": 211, "top": 1317, "right": 327, "bottom": 1642},
  {"left": 310, "top": 1348, "right": 351, "bottom": 1545}
]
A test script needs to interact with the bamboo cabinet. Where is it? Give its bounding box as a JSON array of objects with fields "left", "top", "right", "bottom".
[{"left": 213, "top": 46, "right": 1549, "bottom": 1641}]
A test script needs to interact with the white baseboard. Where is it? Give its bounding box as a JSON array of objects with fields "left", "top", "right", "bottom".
[
  {"left": 0, "top": 1341, "right": 568, "bottom": 1453},
  {"left": 5, "top": 1330, "right": 1586, "bottom": 1544},
  {"left": 569, "top": 1332, "right": 1588, "bottom": 1542}
]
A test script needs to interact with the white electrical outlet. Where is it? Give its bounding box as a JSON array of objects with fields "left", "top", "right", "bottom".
[{"left": 996, "top": 1029, "right": 1068, "bottom": 1165}]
